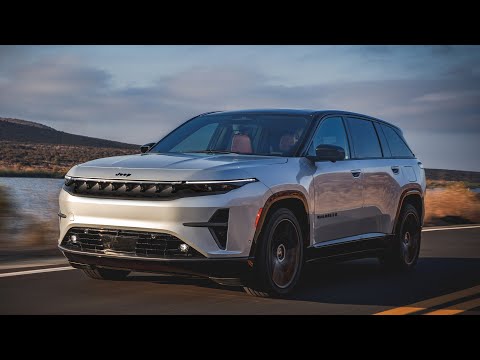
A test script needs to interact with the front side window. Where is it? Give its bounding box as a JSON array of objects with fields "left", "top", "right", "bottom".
[
  {"left": 346, "top": 117, "right": 382, "bottom": 158},
  {"left": 380, "top": 124, "right": 414, "bottom": 158},
  {"left": 307, "top": 117, "right": 350, "bottom": 159},
  {"left": 150, "top": 113, "right": 311, "bottom": 157}
]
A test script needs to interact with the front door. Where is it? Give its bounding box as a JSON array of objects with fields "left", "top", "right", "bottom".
[{"left": 309, "top": 117, "right": 364, "bottom": 243}]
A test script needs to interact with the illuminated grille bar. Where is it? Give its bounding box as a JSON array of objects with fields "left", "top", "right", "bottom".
[{"left": 63, "top": 177, "right": 248, "bottom": 199}]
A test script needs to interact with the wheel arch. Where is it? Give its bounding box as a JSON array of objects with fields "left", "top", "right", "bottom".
[
  {"left": 249, "top": 190, "right": 310, "bottom": 259},
  {"left": 393, "top": 188, "right": 424, "bottom": 232}
]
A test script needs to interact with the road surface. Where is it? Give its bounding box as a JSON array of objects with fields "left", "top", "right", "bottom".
[{"left": 1, "top": 225, "right": 480, "bottom": 314}]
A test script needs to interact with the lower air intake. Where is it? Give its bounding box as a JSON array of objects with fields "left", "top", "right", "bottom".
[{"left": 61, "top": 228, "right": 203, "bottom": 258}]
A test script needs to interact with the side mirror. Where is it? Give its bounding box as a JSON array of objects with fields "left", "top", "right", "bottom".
[
  {"left": 140, "top": 142, "right": 156, "bottom": 154},
  {"left": 310, "top": 144, "right": 345, "bottom": 162}
]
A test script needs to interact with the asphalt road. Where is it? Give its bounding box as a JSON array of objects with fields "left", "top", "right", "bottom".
[{"left": 1, "top": 225, "right": 480, "bottom": 315}]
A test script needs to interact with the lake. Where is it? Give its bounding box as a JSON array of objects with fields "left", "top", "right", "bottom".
[{"left": 0, "top": 177, "right": 63, "bottom": 223}]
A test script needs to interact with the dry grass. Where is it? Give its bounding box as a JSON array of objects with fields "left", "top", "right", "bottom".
[
  {"left": 0, "top": 165, "right": 67, "bottom": 178},
  {"left": 425, "top": 182, "right": 480, "bottom": 225},
  {"left": 0, "top": 141, "right": 137, "bottom": 178}
]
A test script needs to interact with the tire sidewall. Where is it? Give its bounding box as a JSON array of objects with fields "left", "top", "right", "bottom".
[
  {"left": 256, "top": 208, "right": 304, "bottom": 296},
  {"left": 392, "top": 204, "right": 421, "bottom": 270}
]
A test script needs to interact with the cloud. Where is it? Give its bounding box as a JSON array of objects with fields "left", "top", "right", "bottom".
[{"left": 0, "top": 50, "right": 479, "bottom": 170}]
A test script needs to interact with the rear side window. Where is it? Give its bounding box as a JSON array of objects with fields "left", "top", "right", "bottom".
[
  {"left": 346, "top": 118, "right": 382, "bottom": 158},
  {"left": 380, "top": 124, "right": 414, "bottom": 158}
]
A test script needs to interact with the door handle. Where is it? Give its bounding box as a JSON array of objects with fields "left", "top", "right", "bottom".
[
  {"left": 391, "top": 166, "right": 400, "bottom": 175},
  {"left": 350, "top": 169, "right": 362, "bottom": 178}
]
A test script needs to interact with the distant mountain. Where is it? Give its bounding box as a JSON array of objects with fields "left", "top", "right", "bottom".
[{"left": 0, "top": 117, "right": 137, "bottom": 149}]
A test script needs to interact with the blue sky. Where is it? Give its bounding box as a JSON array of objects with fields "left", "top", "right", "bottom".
[{"left": 1, "top": 45, "right": 479, "bottom": 171}]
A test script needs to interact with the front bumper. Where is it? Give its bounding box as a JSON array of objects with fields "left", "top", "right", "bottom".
[
  {"left": 58, "top": 181, "right": 271, "bottom": 258},
  {"left": 60, "top": 246, "right": 250, "bottom": 280}
]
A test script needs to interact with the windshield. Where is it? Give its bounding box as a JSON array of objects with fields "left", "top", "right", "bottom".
[{"left": 150, "top": 113, "right": 311, "bottom": 157}]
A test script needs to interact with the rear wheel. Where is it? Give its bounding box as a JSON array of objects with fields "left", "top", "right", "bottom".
[
  {"left": 244, "top": 208, "right": 304, "bottom": 297},
  {"left": 82, "top": 268, "right": 130, "bottom": 280},
  {"left": 381, "top": 203, "right": 421, "bottom": 271}
]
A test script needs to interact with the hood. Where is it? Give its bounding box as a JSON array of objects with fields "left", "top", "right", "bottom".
[{"left": 67, "top": 153, "right": 287, "bottom": 181}]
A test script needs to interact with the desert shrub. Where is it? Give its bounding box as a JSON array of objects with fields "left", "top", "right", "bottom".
[{"left": 425, "top": 182, "right": 480, "bottom": 224}]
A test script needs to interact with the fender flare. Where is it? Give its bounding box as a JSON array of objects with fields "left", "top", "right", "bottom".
[
  {"left": 248, "top": 190, "right": 309, "bottom": 259},
  {"left": 392, "top": 187, "right": 424, "bottom": 233}
]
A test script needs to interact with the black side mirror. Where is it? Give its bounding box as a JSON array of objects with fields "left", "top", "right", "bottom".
[
  {"left": 310, "top": 144, "right": 345, "bottom": 162},
  {"left": 140, "top": 142, "right": 156, "bottom": 154}
]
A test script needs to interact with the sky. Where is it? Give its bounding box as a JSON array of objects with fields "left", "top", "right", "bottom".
[{"left": 0, "top": 45, "right": 479, "bottom": 171}]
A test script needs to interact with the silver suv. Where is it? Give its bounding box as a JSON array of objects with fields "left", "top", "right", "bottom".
[{"left": 58, "top": 109, "right": 426, "bottom": 297}]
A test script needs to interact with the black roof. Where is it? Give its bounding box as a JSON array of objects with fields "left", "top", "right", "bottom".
[{"left": 208, "top": 109, "right": 401, "bottom": 131}]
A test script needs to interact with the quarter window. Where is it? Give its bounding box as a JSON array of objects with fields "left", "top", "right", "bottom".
[
  {"left": 308, "top": 117, "right": 350, "bottom": 159},
  {"left": 380, "top": 124, "right": 414, "bottom": 158},
  {"left": 346, "top": 118, "right": 382, "bottom": 158}
]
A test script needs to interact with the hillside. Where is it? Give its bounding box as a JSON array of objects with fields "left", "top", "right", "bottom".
[
  {"left": 425, "top": 168, "right": 480, "bottom": 184},
  {"left": 0, "top": 117, "right": 138, "bottom": 177},
  {"left": 0, "top": 117, "right": 137, "bottom": 149}
]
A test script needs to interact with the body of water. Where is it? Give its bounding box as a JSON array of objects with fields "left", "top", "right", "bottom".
[{"left": 0, "top": 177, "right": 63, "bottom": 223}]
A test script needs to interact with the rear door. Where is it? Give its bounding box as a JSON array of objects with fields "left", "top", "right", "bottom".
[
  {"left": 310, "top": 116, "right": 364, "bottom": 243},
  {"left": 376, "top": 122, "right": 417, "bottom": 233},
  {"left": 345, "top": 117, "right": 398, "bottom": 235}
]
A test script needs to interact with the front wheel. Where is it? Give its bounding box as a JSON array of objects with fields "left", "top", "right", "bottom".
[
  {"left": 381, "top": 203, "right": 421, "bottom": 271},
  {"left": 244, "top": 208, "right": 304, "bottom": 297}
]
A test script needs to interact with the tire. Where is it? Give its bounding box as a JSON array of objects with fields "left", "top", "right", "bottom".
[
  {"left": 244, "top": 208, "right": 304, "bottom": 297},
  {"left": 82, "top": 268, "right": 130, "bottom": 280},
  {"left": 381, "top": 203, "right": 421, "bottom": 271}
]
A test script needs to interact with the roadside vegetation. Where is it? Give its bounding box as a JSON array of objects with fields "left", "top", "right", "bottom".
[
  {"left": 0, "top": 141, "right": 137, "bottom": 178},
  {"left": 425, "top": 180, "right": 480, "bottom": 225}
]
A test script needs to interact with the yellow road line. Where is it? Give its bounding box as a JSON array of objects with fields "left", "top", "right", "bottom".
[
  {"left": 375, "top": 306, "right": 424, "bottom": 315},
  {"left": 424, "top": 297, "right": 480, "bottom": 315},
  {"left": 374, "top": 285, "right": 480, "bottom": 315}
]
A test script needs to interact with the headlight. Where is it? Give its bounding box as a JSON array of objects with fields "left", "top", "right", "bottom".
[{"left": 180, "top": 178, "right": 258, "bottom": 193}]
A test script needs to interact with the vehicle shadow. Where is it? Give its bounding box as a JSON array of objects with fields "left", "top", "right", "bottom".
[
  {"left": 127, "top": 256, "right": 480, "bottom": 307},
  {"left": 292, "top": 257, "right": 480, "bottom": 306}
]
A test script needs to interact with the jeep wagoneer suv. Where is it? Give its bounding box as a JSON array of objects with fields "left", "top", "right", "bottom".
[{"left": 58, "top": 109, "right": 426, "bottom": 297}]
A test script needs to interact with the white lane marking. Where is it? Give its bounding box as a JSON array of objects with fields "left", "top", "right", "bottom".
[
  {"left": 0, "top": 260, "right": 69, "bottom": 271},
  {"left": 0, "top": 266, "right": 75, "bottom": 278},
  {"left": 422, "top": 225, "right": 480, "bottom": 232}
]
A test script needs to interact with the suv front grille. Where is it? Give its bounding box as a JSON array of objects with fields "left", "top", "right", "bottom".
[
  {"left": 61, "top": 228, "right": 204, "bottom": 258},
  {"left": 63, "top": 178, "right": 246, "bottom": 200}
]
